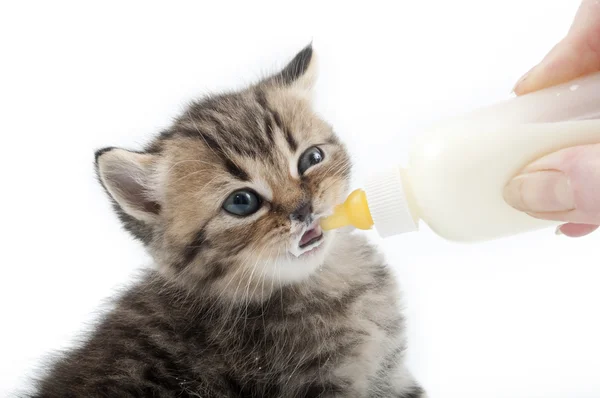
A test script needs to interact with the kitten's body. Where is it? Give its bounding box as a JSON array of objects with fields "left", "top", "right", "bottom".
[
  {"left": 36, "top": 234, "right": 419, "bottom": 397},
  {"left": 31, "top": 46, "right": 424, "bottom": 397}
]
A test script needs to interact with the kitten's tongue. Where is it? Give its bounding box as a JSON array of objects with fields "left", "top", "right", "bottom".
[{"left": 299, "top": 225, "right": 323, "bottom": 247}]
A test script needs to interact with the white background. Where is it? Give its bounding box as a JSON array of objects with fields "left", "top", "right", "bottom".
[{"left": 1, "top": 1, "right": 597, "bottom": 397}]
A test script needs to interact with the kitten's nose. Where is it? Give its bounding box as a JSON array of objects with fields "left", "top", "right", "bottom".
[{"left": 291, "top": 202, "right": 313, "bottom": 223}]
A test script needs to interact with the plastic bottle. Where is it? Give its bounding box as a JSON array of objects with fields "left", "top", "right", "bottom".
[{"left": 320, "top": 72, "right": 600, "bottom": 242}]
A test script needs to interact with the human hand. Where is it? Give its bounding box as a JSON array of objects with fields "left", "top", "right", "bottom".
[{"left": 503, "top": 0, "right": 600, "bottom": 237}]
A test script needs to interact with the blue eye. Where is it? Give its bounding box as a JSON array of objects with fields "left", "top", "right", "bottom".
[
  {"left": 298, "top": 146, "right": 324, "bottom": 175},
  {"left": 223, "top": 190, "right": 261, "bottom": 216}
]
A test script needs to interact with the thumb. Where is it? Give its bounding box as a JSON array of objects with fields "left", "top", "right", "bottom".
[
  {"left": 514, "top": 0, "right": 600, "bottom": 95},
  {"left": 503, "top": 143, "right": 600, "bottom": 225}
]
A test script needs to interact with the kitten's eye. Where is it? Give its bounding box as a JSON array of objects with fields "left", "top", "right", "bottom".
[
  {"left": 223, "top": 190, "right": 261, "bottom": 216},
  {"left": 298, "top": 146, "right": 324, "bottom": 175}
]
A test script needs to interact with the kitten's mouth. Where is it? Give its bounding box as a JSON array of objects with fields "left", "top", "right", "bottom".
[
  {"left": 289, "top": 221, "right": 324, "bottom": 257},
  {"left": 299, "top": 224, "right": 323, "bottom": 248}
]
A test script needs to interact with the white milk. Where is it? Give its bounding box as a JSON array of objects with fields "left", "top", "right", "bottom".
[{"left": 365, "top": 72, "right": 600, "bottom": 242}]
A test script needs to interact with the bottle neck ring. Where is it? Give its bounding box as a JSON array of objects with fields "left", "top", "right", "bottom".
[{"left": 364, "top": 166, "right": 419, "bottom": 238}]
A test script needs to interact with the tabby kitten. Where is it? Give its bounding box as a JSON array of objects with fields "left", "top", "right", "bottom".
[{"left": 32, "top": 45, "right": 424, "bottom": 398}]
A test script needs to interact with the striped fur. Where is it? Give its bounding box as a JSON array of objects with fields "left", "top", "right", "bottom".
[{"left": 31, "top": 45, "right": 424, "bottom": 397}]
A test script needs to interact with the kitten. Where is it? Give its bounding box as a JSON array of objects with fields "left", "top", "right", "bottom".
[{"left": 31, "top": 45, "right": 425, "bottom": 398}]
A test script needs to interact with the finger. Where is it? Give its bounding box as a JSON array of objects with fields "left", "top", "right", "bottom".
[
  {"left": 503, "top": 143, "right": 600, "bottom": 225},
  {"left": 514, "top": 0, "right": 600, "bottom": 95},
  {"left": 557, "top": 223, "right": 599, "bottom": 237}
]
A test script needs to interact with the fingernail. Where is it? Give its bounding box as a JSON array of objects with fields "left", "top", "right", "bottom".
[
  {"left": 512, "top": 71, "right": 531, "bottom": 94},
  {"left": 503, "top": 170, "right": 575, "bottom": 213},
  {"left": 555, "top": 226, "right": 563, "bottom": 235}
]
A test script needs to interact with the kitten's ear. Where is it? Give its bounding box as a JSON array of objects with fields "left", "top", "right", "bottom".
[
  {"left": 270, "top": 44, "right": 317, "bottom": 98},
  {"left": 95, "top": 147, "right": 160, "bottom": 223}
]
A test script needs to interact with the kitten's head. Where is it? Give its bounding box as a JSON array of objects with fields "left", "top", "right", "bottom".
[{"left": 96, "top": 45, "right": 351, "bottom": 295}]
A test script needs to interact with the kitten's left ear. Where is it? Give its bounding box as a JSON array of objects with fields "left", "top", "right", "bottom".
[{"left": 270, "top": 43, "right": 317, "bottom": 99}]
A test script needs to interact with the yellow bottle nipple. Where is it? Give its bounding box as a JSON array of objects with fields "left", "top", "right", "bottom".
[{"left": 320, "top": 189, "right": 374, "bottom": 231}]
